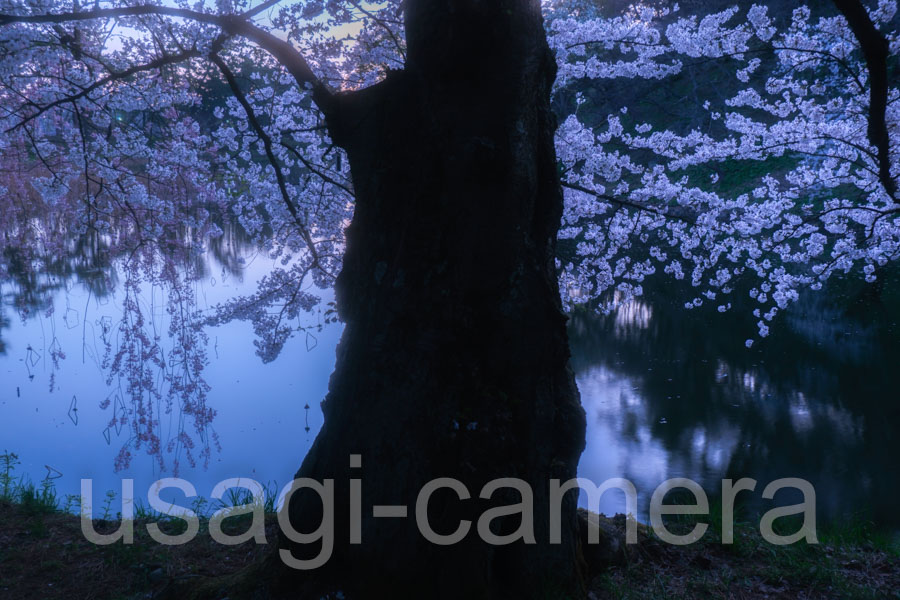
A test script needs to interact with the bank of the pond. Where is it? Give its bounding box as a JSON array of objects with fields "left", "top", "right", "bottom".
[
  {"left": 1, "top": 495, "right": 897, "bottom": 600},
  {"left": 589, "top": 513, "right": 900, "bottom": 599}
]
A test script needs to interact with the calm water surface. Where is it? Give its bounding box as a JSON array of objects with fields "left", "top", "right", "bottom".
[{"left": 2, "top": 232, "right": 899, "bottom": 531}]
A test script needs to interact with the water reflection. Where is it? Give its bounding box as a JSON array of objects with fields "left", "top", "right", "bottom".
[
  {"left": 2, "top": 209, "right": 899, "bottom": 531},
  {"left": 571, "top": 279, "right": 900, "bottom": 529},
  {"left": 0, "top": 208, "right": 341, "bottom": 500}
]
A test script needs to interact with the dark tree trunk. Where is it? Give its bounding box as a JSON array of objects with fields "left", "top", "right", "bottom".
[{"left": 281, "top": 1, "right": 586, "bottom": 597}]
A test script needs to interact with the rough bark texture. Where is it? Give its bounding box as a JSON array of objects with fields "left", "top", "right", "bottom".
[{"left": 280, "top": 0, "right": 587, "bottom": 597}]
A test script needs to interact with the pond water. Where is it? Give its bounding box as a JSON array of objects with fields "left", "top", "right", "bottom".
[
  {"left": 570, "top": 280, "right": 900, "bottom": 531},
  {"left": 2, "top": 228, "right": 899, "bottom": 533}
]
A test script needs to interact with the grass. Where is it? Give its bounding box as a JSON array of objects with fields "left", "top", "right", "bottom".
[
  {"left": 0, "top": 496, "right": 280, "bottom": 600},
  {"left": 1, "top": 451, "right": 62, "bottom": 516},
  {"left": 1, "top": 452, "right": 898, "bottom": 599},
  {"left": 0, "top": 451, "right": 281, "bottom": 600},
  {"left": 589, "top": 501, "right": 900, "bottom": 600}
]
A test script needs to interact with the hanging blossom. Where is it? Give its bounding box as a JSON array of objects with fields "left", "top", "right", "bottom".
[{"left": 0, "top": 0, "right": 370, "bottom": 466}]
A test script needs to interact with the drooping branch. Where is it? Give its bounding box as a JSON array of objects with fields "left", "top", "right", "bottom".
[
  {"left": 0, "top": 4, "right": 337, "bottom": 115},
  {"left": 208, "top": 50, "right": 330, "bottom": 278},
  {"left": 832, "top": 0, "right": 897, "bottom": 200}
]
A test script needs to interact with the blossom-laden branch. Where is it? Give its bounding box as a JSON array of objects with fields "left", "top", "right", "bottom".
[
  {"left": 208, "top": 48, "right": 328, "bottom": 275},
  {"left": 0, "top": 0, "right": 361, "bottom": 468},
  {"left": 0, "top": 2, "right": 336, "bottom": 112},
  {"left": 548, "top": 1, "right": 900, "bottom": 343}
]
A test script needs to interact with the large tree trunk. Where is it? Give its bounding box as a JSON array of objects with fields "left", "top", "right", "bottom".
[{"left": 281, "top": 1, "right": 586, "bottom": 597}]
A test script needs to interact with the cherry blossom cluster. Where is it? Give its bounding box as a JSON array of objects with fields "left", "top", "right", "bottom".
[{"left": 547, "top": 2, "right": 899, "bottom": 344}]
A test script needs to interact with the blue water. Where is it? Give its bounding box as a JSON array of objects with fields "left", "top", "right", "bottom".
[{"left": 2, "top": 233, "right": 899, "bottom": 530}]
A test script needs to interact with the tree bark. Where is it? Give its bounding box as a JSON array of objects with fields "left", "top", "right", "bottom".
[{"left": 280, "top": 0, "right": 587, "bottom": 597}]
